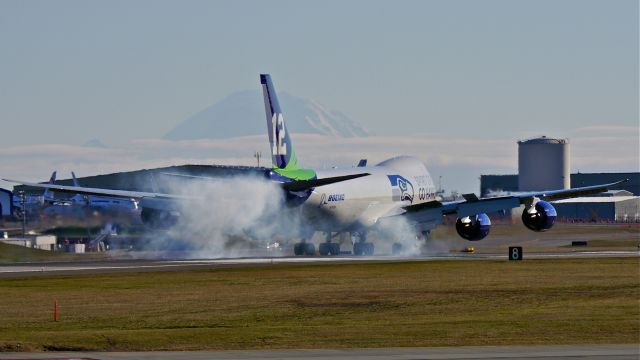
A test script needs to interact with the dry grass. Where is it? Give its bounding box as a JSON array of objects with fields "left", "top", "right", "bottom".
[
  {"left": 0, "top": 257, "right": 638, "bottom": 351},
  {"left": 0, "top": 242, "right": 109, "bottom": 263}
]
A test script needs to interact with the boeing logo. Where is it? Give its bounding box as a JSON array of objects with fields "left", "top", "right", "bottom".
[{"left": 320, "top": 193, "right": 346, "bottom": 205}]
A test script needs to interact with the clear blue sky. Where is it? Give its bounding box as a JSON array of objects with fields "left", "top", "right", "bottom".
[{"left": 1, "top": 0, "right": 637, "bottom": 146}]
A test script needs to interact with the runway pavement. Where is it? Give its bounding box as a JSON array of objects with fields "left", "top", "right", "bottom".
[
  {"left": 0, "top": 250, "right": 637, "bottom": 278},
  {"left": 0, "top": 344, "right": 638, "bottom": 359}
]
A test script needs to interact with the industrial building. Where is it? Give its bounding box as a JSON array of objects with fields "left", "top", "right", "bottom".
[
  {"left": 518, "top": 136, "right": 569, "bottom": 191},
  {"left": 479, "top": 135, "right": 639, "bottom": 222},
  {"left": 552, "top": 193, "right": 640, "bottom": 223},
  {"left": 1, "top": 235, "right": 57, "bottom": 251},
  {"left": 0, "top": 188, "right": 12, "bottom": 218}
]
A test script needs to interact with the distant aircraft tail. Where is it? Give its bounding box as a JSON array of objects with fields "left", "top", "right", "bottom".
[
  {"left": 69, "top": 171, "right": 87, "bottom": 204},
  {"left": 71, "top": 172, "right": 80, "bottom": 187},
  {"left": 260, "top": 74, "right": 300, "bottom": 171},
  {"left": 43, "top": 171, "right": 56, "bottom": 202}
]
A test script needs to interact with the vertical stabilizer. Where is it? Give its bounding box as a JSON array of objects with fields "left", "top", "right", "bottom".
[
  {"left": 69, "top": 172, "right": 86, "bottom": 204},
  {"left": 43, "top": 171, "right": 56, "bottom": 203},
  {"left": 260, "top": 74, "right": 300, "bottom": 170},
  {"left": 71, "top": 172, "right": 80, "bottom": 187}
]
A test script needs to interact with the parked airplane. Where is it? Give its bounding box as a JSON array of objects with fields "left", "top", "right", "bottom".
[
  {"left": 12, "top": 171, "right": 57, "bottom": 212},
  {"left": 68, "top": 172, "right": 139, "bottom": 213},
  {"left": 5, "top": 74, "right": 627, "bottom": 255}
]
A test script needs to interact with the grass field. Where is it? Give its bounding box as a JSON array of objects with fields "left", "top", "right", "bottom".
[
  {"left": 0, "top": 257, "right": 638, "bottom": 351},
  {"left": 0, "top": 242, "right": 109, "bottom": 264}
]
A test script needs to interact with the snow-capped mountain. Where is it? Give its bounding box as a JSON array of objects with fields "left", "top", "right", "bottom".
[{"left": 164, "top": 90, "right": 368, "bottom": 140}]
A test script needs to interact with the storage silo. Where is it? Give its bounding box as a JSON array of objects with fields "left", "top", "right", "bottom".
[{"left": 518, "top": 136, "right": 570, "bottom": 191}]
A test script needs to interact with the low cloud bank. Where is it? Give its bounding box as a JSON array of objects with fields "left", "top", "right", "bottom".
[{"left": 1, "top": 129, "right": 637, "bottom": 194}]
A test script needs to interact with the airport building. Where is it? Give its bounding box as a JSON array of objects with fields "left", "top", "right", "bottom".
[
  {"left": 518, "top": 137, "right": 570, "bottom": 191},
  {"left": 552, "top": 192, "right": 640, "bottom": 223},
  {"left": 0, "top": 188, "right": 12, "bottom": 218},
  {"left": 479, "top": 136, "right": 639, "bottom": 223},
  {"left": 480, "top": 172, "right": 640, "bottom": 223},
  {"left": 482, "top": 136, "right": 638, "bottom": 197}
]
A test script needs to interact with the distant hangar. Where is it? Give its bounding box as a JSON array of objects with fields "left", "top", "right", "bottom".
[{"left": 552, "top": 191, "right": 639, "bottom": 223}]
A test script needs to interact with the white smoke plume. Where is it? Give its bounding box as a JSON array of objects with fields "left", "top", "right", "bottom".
[
  {"left": 373, "top": 216, "right": 425, "bottom": 256},
  {"left": 129, "top": 174, "right": 461, "bottom": 259},
  {"left": 137, "top": 175, "right": 298, "bottom": 258}
]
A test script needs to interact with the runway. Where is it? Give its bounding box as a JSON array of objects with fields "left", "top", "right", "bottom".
[
  {"left": 0, "top": 250, "right": 637, "bottom": 278},
  {"left": 0, "top": 344, "right": 638, "bottom": 359}
]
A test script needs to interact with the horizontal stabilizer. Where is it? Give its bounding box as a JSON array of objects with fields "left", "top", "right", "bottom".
[
  {"left": 462, "top": 193, "right": 479, "bottom": 202},
  {"left": 282, "top": 173, "right": 370, "bottom": 192}
]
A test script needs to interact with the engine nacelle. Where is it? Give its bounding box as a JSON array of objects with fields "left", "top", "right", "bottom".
[
  {"left": 522, "top": 200, "right": 557, "bottom": 232},
  {"left": 455, "top": 213, "right": 491, "bottom": 241}
]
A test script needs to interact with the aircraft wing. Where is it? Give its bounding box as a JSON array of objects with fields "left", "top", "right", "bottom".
[
  {"left": 2, "top": 179, "right": 189, "bottom": 200},
  {"left": 160, "top": 172, "right": 371, "bottom": 192},
  {"left": 403, "top": 179, "right": 629, "bottom": 220},
  {"left": 3, "top": 172, "right": 371, "bottom": 202}
]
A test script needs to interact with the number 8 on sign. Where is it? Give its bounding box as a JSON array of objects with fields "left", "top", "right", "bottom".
[{"left": 509, "top": 246, "right": 522, "bottom": 261}]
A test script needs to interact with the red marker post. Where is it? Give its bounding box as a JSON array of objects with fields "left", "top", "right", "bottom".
[{"left": 54, "top": 301, "right": 58, "bottom": 322}]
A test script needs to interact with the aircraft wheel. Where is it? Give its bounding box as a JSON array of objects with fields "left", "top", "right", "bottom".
[
  {"left": 304, "top": 242, "right": 316, "bottom": 256},
  {"left": 364, "top": 242, "right": 375, "bottom": 256},
  {"left": 392, "top": 242, "right": 403, "bottom": 255},
  {"left": 329, "top": 243, "right": 340, "bottom": 256},
  {"left": 319, "top": 243, "right": 330, "bottom": 256},
  {"left": 293, "top": 243, "right": 305, "bottom": 256},
  {"left": 353, "top": 242, "right": 364, "bottom": 256}
]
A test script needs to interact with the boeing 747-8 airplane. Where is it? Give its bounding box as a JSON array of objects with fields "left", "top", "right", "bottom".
[{"left": 5, "top": 74, "right": 626, "bottom": 256}]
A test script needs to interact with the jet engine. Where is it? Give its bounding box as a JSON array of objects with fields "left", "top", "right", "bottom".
[
  {"left": 522, "top": 200, "right": 557, "bottom": 232},
  {"left": 455, "top": 213, "right": 491, "bottom": 241}
]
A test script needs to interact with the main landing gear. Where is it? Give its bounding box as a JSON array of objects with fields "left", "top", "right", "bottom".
[
  {"left": 293, "top": 242, "right": 315, "bottom": 256},
  {"left": 319, "top": 232, "right": 341, "bottom": 256},
  {"left": 352, "top": 232, "right": 374, "bottom": 256},
  {"left": 319, "top": 242, "right": 341, "bottom": 256},
  {"left": 292, "top": 231, "right": 376, "bottom": 256}
]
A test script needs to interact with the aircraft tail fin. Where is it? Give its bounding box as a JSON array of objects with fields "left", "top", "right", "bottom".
[
  {"left": 43, "top": 171, "right": 56, "bottom": 202},
  {"left": 260, "top": 74, "right": 300, "bottom": 170},
  {"left": 71, "top": 172, "right": 80, "bottom": 187}
]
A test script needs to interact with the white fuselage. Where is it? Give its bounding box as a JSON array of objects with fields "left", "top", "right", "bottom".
[
  {"left": 300, "top": 156, "right": 437, "bottom": 231},
  {"left": 71, "top": 194, "right": 139, "bottom": 212}
]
